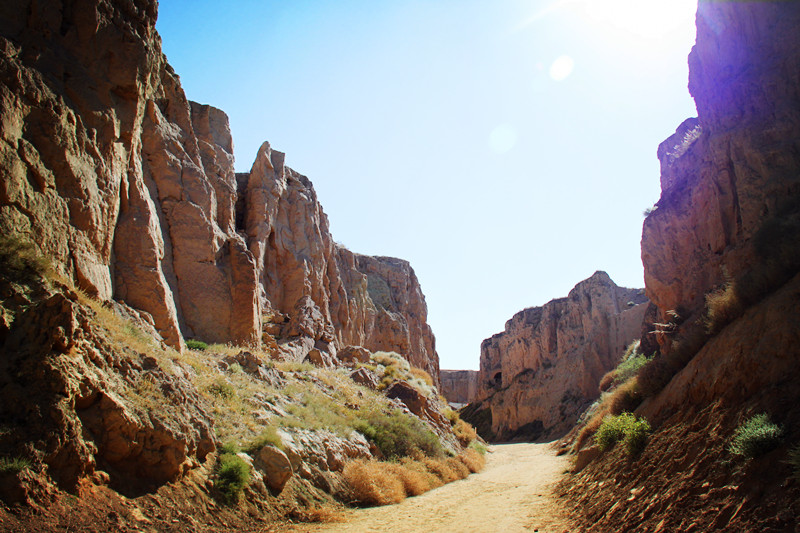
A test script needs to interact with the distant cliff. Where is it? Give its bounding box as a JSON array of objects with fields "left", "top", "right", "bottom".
[
  {"left": 465, "top": 272, "right": 647, "bottom": 441},
  {"left": 440, "top": 370, "right": 478, "bottom": 404},
  {"left": 0, "top": 0, "right": 439, "bottom": 383}
]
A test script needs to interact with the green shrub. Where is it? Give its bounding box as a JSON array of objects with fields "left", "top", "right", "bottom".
[
  {"left": 356, "top": 410, "right": 443, "bottom": 460},
  {"left": 468, "top": 440, "right": 487, "bottom": 455},
  {"left": 729, "top": 413, "right": 783, "bottom": 459},
  {"left": 186, "top": 339, "right": 209, "bottom": 351},
  {"left": 219, "top": 441, "right": 240, "bottom": 455},
  {"left": 208, "top": 379, "right": 236, "bottom": 399},
  {"left": 614, "top": 352, "right": 649, "bottom": 386},
  {"left": 245, "top": 426, "right": 283, "bottom": 452},
  {"left": 0, "top": 456, "right": 32, "bottom": 474},
  {"left": 596, "top": 413, "right": 651, "bottom": 455},
  {"left": 215, "top": 453, "right": 251, "bottom": 504}
]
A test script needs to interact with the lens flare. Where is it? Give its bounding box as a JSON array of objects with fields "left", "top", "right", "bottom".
[{"left": 549, "top": 55, "right": 574, "bottom": 81}]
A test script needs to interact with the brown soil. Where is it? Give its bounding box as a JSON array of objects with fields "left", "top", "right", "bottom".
[{"left": 291, "top": 442, "right": 576, "bottom": 533}]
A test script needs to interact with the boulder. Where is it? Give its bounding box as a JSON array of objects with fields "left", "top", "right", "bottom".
[{"left": 254, "top": 445, "right": 293, "bottom": 493}]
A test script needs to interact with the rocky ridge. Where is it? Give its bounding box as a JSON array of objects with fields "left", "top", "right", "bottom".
[
  {"left": 0, "top": 0, "right": 439, "bottom": 386},
  {"left": 464, "top": 271, "right": 647, "bottom": 441}
]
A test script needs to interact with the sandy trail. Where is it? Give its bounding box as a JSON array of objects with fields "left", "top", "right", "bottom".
[{"left": 292, "top": 442, "right": 575, "bottom": 533}]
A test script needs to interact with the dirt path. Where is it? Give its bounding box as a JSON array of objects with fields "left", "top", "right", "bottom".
[{"left": 293, "top": 442, "right": 575, "bottom": 533}]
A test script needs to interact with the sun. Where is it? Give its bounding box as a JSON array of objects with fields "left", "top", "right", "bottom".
[{"left": 572, "top": 0, "right": 697, "bottom": 40}]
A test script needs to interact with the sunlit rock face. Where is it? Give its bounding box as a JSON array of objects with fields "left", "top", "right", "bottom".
[
  {"left": 641, "top": 2, "right": 800, "bottom": 351},
  {"left": 0, "top": 0, "right": 439, "bottom": 383},
  {"left": 440, "top": 370, "right": 479, "bottom": 404},
  {"left": 469, "top": 272, "right": 647, "bottom": 441}
]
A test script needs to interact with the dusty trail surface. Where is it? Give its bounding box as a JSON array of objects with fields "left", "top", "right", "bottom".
[{"left": 295, "top": 442, "right": 575, "bottom": 533}]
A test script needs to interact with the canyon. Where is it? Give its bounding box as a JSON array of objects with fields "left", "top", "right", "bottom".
[
  {"left": 0, "top": 0, "right": 439, "bottom": 385},
  {"left": 2, "top": 0, "right": 800, "bottom": 531}
]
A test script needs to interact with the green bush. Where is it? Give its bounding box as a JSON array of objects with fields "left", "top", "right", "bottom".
[
  {"left": 356, "top": 410, "right": 443, "bottom": 460},
  {"left": 208, "top": 379, "right": 235, "bottom": 399},
  {"left": 596, "top": 413, "right": 651, "bottom": 455},
  {"left": 245, "top": 426, "right": 283, "bottom": 452},
  {"left": 614, "top": 352, "right": 650, "bottom": 386},
  {"left": 215, "top": 452, "right": 251, "bottom": 504},
  {"left": 186, "top": 339, "right": 209, "bottom": 351},
  {"left": 0, "top": 456, "right": 32, "bottom": 474},
  {"left": 729, "top": 413, "right": 783, "bottom": 458},
  {"left": 468, "top": 440, "right": 487, "bottom": 455}
]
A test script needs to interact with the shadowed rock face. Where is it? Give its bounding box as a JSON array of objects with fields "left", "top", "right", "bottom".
[
  {"left": 641, "top": 1, "right": 800, "bottom": 351},
  {"left": 440, "top": 370, "right": 478, "bottom": 404},
  {"left": 467, "top": 272, "right": 647, "bottom": 442},
  {"left": 0, "top": 0, "right": 439, "bottom": 383}
]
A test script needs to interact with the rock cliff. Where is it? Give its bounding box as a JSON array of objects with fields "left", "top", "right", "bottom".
[
  {"left": 564, "top": 2, "right": 800, "bottom": 531},
  {"left": 0, "top": 0, "right": 438, "bottom": 384},
  {"left": 440, "top": 370, "right": 478, "bottom": 405},
  {"left": 466, "top": 272, "right": 647, "bottom": 441}
]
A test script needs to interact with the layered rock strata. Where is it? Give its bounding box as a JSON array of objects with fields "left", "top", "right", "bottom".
[
  {"left": 440, "top": 370, "right": 478, "bottom": 405},
  {"left": 467, "top": 272, "right": 647, "bottom": 441},
  {"left": 0, "top": 0, "right": 439, "bottom": 384}
]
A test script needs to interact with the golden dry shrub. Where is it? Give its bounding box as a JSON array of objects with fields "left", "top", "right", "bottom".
[
  {"left": 598, "top": 370, "right": 616, "bottom": 392},
  {"left": 453, "top": 419, "right": 478, "bottom": 447},
  {"left": 342, "top": 459, "right": 405, "bottom": 506},
  {"left": 422, "top": 457, "right": 459, "bottom": 483},
  {"left": 705, "top": 282, "right": 744, "bottom": 334},
  {"left": 409, "top": 366, "right": 434, "bottom": 386},
  {"left": 385, "top": 462, "right": 434, "bottom": 496},
  {"left": 400, "top": 457, "right": 443, "bottom": 490},
  {"left": 292, "top": 505, "right": 347, "bottom": 523},
  {"left": 575, "top": 409, "right": 607, "bottom": 452},
  {"left": 446, "top": 457, "right": 471, "bottom": 479},
  {"left": 457, "top": 448, "right": 486, "bottom": 473}
]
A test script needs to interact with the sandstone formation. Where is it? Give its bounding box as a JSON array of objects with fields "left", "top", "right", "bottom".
[
  {"left": 0, "top": 0, "right": 439, "bottom": 384},
  {"left": 641, "top": 0, "right": 800, "bottom": 351},
  {"left": 564, "top": 3, "right": 800, "bottom": 531},
  {"left": 440, "top": 370, "right": 478, "bottom": 405},
  {"left": 465, "top": 272, "right": 647, "bottom": 441}
]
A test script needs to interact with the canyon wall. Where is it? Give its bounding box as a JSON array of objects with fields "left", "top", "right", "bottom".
[
  {"left": 565, "top": 3, "right": 800, "bottom": 531},
  {"left": 0, "top": 0, "right": 439, "bottom": 383},
  {"left": 466, "top": 272, "right": 647, "bottom": 441},
  {"left": 440, "top": 370, "right": 478, "bottom": 405}
]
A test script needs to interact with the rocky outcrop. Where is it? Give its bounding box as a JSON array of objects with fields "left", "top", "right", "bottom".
[
  {"left": 440, "top": 370, "right": 478, "bottom": 405},
  {"left": 467, "top": 272, "right": 647, "bottom": 441},
  {"left": 564, "top": 3, "right": 800, "bottom": 531},
  {"left": 0, "top": 0, "right": 439, "bottom": 383},
  {"left": 641, "top": 1, "right": 800, "bottom": 350}
]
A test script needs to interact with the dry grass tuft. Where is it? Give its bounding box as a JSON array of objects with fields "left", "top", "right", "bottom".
[
  {"left": 705, "top": 282, "right": 743, "bottom": 335},
  {"left": 385, "top": 462, "right": 435, "bottom": 496},
  {"left": 458, "top": 448, "right": 486, "bottom": 473},
  {"left": 446, "top": 457, "right": 471, "bottom": 480},
  {"left": 453, "top": 418, "right": 478, "bottom": 447},
  {"left": 292, "top": 505, "right": 348, "bottom": 523},
  {"left": 422, "top": 457, "right": 459, "bottom": 483},
  {"left": 342, "top": 459, "right": 405, "bottom": 506}
]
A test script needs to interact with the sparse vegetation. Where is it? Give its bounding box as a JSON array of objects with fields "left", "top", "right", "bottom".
[
  {"left": 186, "top": 339, "right": 209, "bottom": 351},
  {"left": 215, "top": 452, "right": 251, "bottom": 504},
  {"left": 355, "top": 410, "right": 444, "bottom": 460},
  {"left": 0, "top": 456, "right": 32, "bottom": 474},
  {"left": 729, "top": 413, "right": 783, "bottom": 459},
  {"left": 468, "top": 440, "right": 487, "bottom": 455},
  {"left": 0, "top": 234, "right": 51, "bottom": 284},
  {"left": 595, "top": 413, "right": 651, "bottom": 455},
  {"left": 245, "top": 425, "right": 283, "bottom": 452}
]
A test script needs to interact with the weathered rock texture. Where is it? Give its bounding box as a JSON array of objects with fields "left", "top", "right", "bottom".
[
  {"left": 641, "top": 0, "right": 800, "bottom": 350},
  {"left": 564, "top": 3, "right": 800, "bottom": 531},
  {"left": 466, "top": 272, "right": 647, "bottom": 441},
  {"left": 0, "top": 0, "right": 439, "bottom": 384},
  {"left": 440, "top": 370, "right": 478, "bottom": 404}
]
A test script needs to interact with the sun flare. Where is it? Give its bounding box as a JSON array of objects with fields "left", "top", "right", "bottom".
[{"left": 571, "top": 0, "right": 697, "bottom": 39}]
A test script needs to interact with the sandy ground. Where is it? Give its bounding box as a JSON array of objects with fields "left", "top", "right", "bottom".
[{"left": 292, "top": 442, "right": 576, "bottom": 533}]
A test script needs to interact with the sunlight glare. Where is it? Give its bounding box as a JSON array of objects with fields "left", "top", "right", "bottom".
[
  {"left": 549, "top": 55, "right": 575, "bottom": 81},
  {"left": 575, "top": 0, "right": 697, "bottom": 39},
  {"left": 489, "top": 125, "right": 518, "bottom": 154}
]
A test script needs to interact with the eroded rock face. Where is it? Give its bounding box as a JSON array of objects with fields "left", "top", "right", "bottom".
[
  {"left": 440, "top": 370, "right": 478, "bottom": 405},
  {"left": 468, "top": 272, "right": 648, "bottom": 441},
  {"left": 641, "top": 1, "right": 800, "bottom": 349},
  {"left": 0, "top": 0, "right": 439, "bottom": 383}
]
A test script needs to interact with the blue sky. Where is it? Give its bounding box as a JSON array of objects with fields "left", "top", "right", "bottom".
[{"left": 156, "top": 0, "right": 698, "bottom": 370}]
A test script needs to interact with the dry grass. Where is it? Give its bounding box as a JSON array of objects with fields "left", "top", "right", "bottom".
[
  {"left": 422, "top": 457, "right": 458, "bottom": 483},
  {"left": 385, "top": 463, "right": 435, "bottom": 496},
  {"left": 705, "top": 281, "right": 743, "bottom": 335},
  {"left": 342, "top": 459, "right": 405, "bottom": 506},
  {"left": 446, "top": 457, "right": 470, "bottom": 479},
  {"left": 291, "top": 505, "right": 348, "bottom": 523},
  {"left": 409, "top": 367, "right": 434, "bottom": 386},
  {"left": 458, "top": 448, "right": 486, "bottom": 473},
  {"left": 453, "top": 418, "right": 478, "bottom": 447}
]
